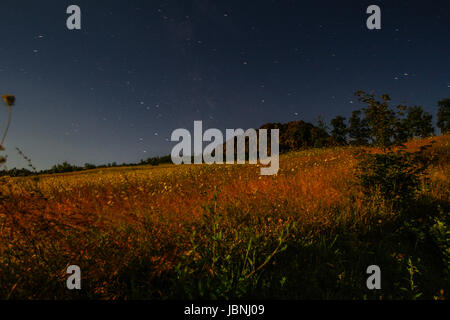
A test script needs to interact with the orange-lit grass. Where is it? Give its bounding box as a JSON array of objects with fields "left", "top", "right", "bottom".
[{"left": 1, "top": 135, "right": 448, "bottom": 299}]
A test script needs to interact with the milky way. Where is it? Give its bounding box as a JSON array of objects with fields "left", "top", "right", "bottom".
[{"left": 0, "top": 0, "right": 449, "bottom": 170}]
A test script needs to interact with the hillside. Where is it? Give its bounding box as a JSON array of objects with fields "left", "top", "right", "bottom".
[{"left": 0, "top": 135, "right": 449, "bottom": 299}]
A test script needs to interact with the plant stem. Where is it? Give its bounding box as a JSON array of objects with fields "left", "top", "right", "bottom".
[{"left": 1, "top": 106, "right": 12, "bottom": 147}]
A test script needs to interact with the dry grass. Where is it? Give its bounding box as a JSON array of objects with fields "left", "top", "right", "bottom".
[{"left": 1, "top": 135, "right": 449, "bottom": 299}]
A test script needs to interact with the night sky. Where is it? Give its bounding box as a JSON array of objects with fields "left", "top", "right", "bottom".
[{"left": 1, "top": 0, "right": 449, "bottom": 170}]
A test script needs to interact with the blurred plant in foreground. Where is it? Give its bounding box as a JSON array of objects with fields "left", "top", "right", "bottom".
[{"left": 0, "top": 94, "right": 15, "bottom": 166}]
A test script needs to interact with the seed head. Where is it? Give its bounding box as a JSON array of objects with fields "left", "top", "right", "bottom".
[{"left": 2, "top": 95, "right": 15, "bottom": 106}]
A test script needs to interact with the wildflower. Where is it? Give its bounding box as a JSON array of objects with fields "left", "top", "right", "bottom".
[{"left": 2, "top": 95, "right": 15, "bottom": 106}]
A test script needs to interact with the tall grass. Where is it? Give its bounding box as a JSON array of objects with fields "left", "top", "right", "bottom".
[{"left": 0, "top": 135, "right": 449, "bottom": 299}]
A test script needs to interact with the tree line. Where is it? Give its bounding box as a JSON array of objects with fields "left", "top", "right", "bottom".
[
  {"left": 261, "top": 92, "right": 449, "bottom": 152},
  {"left": 326, "top": 92, "right": 449, "bottom": 149},
  {"left": 1, "top": 91, "right": 449, "bottom": 177},
  {"left": 0, "top": 155, "right": 172, "bottom": 177}
]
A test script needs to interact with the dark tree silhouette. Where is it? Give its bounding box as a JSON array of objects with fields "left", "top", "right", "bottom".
[
  {"left": 348, "top": 110, "right": 370, "bottom": 146},
  {"left": 437, "top": 98, "right": 450, "bottom": 134},
  {"left": 404, "top": 106, "right": 434, "bottom": 138},
  {"left": 315, "top": 115, "right": 329, "bottom": 133},
  {"left": 259, "top": 120, "right": 330, "bottom": 152},
  {"left": 355, "top": 91, "right": 397, "bottom": 148},
  {"left": 330, "top": 115, "right": 347, "bottom": 145}
]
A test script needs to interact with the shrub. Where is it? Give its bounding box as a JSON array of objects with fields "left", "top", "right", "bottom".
[{"left": 355, "top": 148, "right": 431, "bottom": 210}]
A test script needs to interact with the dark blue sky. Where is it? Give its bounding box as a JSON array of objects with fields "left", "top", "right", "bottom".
[{"left": 1, "top": 0, "right": 449, "bottom": 170}]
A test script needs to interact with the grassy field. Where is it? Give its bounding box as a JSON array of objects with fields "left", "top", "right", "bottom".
[{"left": 0, "top": 135, "right": 449, "bottom": 300}]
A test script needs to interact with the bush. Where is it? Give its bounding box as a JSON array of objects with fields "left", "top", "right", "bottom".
[{"left": 355, "top": 148, "right": 431, "bottom": 210}]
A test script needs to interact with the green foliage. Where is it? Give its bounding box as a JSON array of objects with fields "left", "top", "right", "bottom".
[
  {"left": 400, "top": 257, "right": 423, "bottom": 300},
  {"left": 353, "top": 143, "right": 449, "bottom": 300},
  {"left": 169, "top": 188, "right": 292, "bottom": 299},
  {"left": 429, "top": 208, "right": 450, "bottom": 274},
  {"left": 394, "top": 203, "right": 450, "bottom": 299},
  {"left": 356, "top": 148, "right": 431, "bottom": 209}
]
